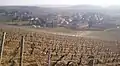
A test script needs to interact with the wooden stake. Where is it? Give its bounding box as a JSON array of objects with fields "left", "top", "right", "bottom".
[
  {"left": 19, "top": 36, "right": 24, "bottom": 66},
  {"left": 48, "top": 48, "right": 51, "bottom": 66},
  {"left": 0, "top": 32, "right": 6, "bottom": 63}
]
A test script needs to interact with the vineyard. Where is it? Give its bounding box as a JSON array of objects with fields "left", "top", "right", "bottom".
[{"left": 0, "top": 26, "right": 120, "bottom": 66}]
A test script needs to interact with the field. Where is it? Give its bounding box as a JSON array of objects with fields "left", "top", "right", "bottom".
[
  {"left": 0, "top": 24, "right": 120, "bottom": 66},
  {"left": 84, "top": 28, "right": 120, "bottom": 41}
]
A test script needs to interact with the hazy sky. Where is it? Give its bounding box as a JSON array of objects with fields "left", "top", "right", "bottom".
[{"left": 0, "top": 0, "right": 120, "bottom": 7}]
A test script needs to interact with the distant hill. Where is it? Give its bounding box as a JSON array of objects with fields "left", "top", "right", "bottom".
[
  {"left": 0, "top": 6, "right": 53, "bottom": 16},
  {"left": 107, "top": 5, "right": 120, "bottom": 9},
  {"left": 69, "top": 5, "right": 102, "bottom": 9},
  {"left": 0, "top": 5, "right": 120, "bottom": 16}
]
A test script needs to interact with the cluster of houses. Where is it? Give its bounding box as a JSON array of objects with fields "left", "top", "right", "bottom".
[
  {"left": 0, "top": 10, "right": 105, "bottom": 29},
  {"left": 30, "top": 12, "right": 105, "bottom": 29}
]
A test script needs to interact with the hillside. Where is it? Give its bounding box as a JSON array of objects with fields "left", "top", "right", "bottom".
[
  {"left": 84, "top": 28, "right": 120, "bottom": 40},
  {"left": 0, "top": 24, "right": 120, "bottom": 66},
  {"left": 0, "top": 5, "right": 120, "bottom": 66},
  {"left": 0, "top": 5, "right": 120, "bottom": 14}
]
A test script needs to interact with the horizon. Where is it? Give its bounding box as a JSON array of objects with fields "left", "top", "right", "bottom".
[
  {"left": 0, "top": 4, "right": 120, "bottom": 8},
  {"left": 0, "top": 0, "right": 120, "bottom": 7}
]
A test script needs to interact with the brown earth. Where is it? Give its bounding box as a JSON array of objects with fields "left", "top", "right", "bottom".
[{"left": 0, "top": 24, "right": 120, "bottom": 66}]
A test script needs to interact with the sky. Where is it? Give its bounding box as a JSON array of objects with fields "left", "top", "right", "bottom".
[{"left": 0, "top": 0, "right": 120, "bottom": 7}]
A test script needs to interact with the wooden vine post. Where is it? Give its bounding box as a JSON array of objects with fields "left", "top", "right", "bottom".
[
  {"left": 0, "top": 32, "right": 6, "bottom": 64},
  {"left": 19, "top": 36, "right": 24, "bottom": 66},
  {"left": 48, "top": 48, "right": 51, "bottom": 66}
]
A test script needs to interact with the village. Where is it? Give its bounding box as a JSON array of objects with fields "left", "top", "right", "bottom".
[{"left": 1, "top": 9, "right": 115, "bottom": 30}]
